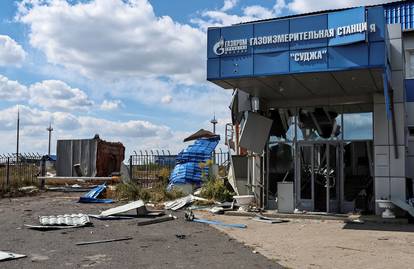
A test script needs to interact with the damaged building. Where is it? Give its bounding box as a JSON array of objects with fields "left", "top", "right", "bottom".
[
  {"left": 208, "top": 1, "right": 414, "bottom": 216},
  {"left": 56, "top": 135, "right": 125, "bottom": 177}
]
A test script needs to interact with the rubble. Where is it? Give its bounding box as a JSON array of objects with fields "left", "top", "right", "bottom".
[
  {"left": 164, "top": 195, "right": 210, "bottom": 211},
  {"left": 78, "top": 184, "right": 113, "bottom": 203},
  {"left": 185, "top": 210, "right": 247, "bottom": 229}
]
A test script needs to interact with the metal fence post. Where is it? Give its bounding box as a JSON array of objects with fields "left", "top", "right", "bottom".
[
  {"left": 40, "top": 158, "right": 46, "bottom": 189},
  {"left": 129, "top": 156, "right": 133, "bottom": 182},
  {"left": 6, "top": 157, "right": 10, "bottom": 188}
]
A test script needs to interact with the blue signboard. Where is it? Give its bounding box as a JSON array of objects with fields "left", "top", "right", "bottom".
[{"left": 207, "top": 6, "right": 386, "bottom": 80}]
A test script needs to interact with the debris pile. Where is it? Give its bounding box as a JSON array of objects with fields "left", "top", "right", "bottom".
[{"left": 168, "top": 136, "right": 220, "bottom": 190}]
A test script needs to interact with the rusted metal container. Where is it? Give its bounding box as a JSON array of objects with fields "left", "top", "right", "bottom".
[{"left": 56, "top": 136, "right": 125, "bottom": 177}]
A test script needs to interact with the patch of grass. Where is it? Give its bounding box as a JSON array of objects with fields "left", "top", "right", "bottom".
[
  {"left": 200, "top": 177, "right": 234, "bottom": 202},
  {"left": 115, "top": 181, "right": 184, "bottom": 203}
]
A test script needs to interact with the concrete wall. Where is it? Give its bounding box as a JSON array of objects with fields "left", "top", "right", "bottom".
[{"left": 374, "top": 24, "right": 407, "bottom": 215}]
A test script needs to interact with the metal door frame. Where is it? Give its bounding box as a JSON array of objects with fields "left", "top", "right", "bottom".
[{"left": 296, "top": 140, "right": 343, "bottom": 213}]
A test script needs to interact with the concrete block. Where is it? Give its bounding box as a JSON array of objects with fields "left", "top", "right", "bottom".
[
  {"left": 387, "top": 24, "right": 402, "bottom": 40},
  {"left": 374, "top": 103, "right": 389, "bottom": 145},
  {"left": 407, "top": 102, "right": 414, "bottom": 126},
  {"left": 388, "top": 103, "right": 406, "bottom": 146},
  {"left": 390, "top": 38, "right": 403, "bottom": 71},
  {"left": 374, "top": 146, "right": 389, "bottom": 177},
  {"left": 391, "top": 71, "right": 404, "bottom": 103},
  {"left": 390, "top": 145, "right": 406, "bottom": 178},
  {"left": 390, "top": 177, "right": 406, "bottom": 201}
]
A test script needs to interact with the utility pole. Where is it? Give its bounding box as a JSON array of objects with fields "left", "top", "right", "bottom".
[
  {"left": 210, "top": 114, "right": 218, "bottom": 165},
  {"left": 46, "top": 122, "right": 53, "bottom": 156},
  {"left": 16, "top": 106, "right": 20, "bottom": 161},
  {"left": 210, "top": 114, "right": 218, "bottom": 134}
]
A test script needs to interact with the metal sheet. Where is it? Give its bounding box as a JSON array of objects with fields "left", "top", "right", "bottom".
[
  {"left": 0, "top": 251, "right": 26, "bottom": 261},
  {"left": 38, "top": 214, "right": 90, "bottom": 226},
  {"left": 100, "top": 200, "right": 145, "bottom": 217},
  {"left": 239, "top": 112, "right": 273, "bottom": 154}
]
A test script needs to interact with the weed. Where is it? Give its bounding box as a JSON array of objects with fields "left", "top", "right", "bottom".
[
  {"left": 115, "top": 180, "right": 184, "bottom": 203},
  {"left": 200, "top": 177, "right": 234, "bottom": 202}
]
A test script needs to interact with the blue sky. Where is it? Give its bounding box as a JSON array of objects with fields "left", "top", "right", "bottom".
[{"left": 0, "top": 0, "right": 389, "bottom": 155}]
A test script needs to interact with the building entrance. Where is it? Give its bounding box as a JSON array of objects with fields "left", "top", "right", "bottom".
[{"left": 297, "top": 141, "right": 343, "bottom": 213}]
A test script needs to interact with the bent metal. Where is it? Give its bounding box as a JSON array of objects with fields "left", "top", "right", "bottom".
[{"left": 214, "top": 22, "right": 375, "bottom": 56}]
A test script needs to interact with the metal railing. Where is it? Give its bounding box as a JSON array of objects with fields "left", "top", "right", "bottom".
[
  {"left": 0, "top": 153, "right": 43, "bottom": 192},
  {"left": 129, "top": 150, "right": 229, "bottom": 188}
]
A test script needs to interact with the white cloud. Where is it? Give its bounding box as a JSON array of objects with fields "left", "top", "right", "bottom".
[
  {"left": 221, "top": 0, "right": 238, "bottom": 12},
  {"left": 0, "top": 35, "right": 26, "bottom": 67},
  {"left": 29, "top": 80, "right": 94, "bottom": 111},
  {"left": 0, "top": 74, "right": 94, "bottom": 111},
  {"left": 0, "top": 74, "right": 28, "bottom": 101},
  {"left": 100, "top": 99, "right": 123, "bottom": 111},
  {"left": 161, "top": 95, "right": 173, "bottom": 104},
  {"left": 18, "top": 0, "right": 206, "bottom": 84},
  {"left": 0, "top": 104, "right": 178, "bottom": 155},
  {"left": 287, "top": 0, "right": 396, "bottom": 14}
]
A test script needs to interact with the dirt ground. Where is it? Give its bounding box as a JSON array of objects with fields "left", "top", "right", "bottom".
[
  {"left": 0, "top": 192, "right": 281, "bottom": 269},
  {"left": 197, "top": 212, "right": 414, "bottom": 269}
]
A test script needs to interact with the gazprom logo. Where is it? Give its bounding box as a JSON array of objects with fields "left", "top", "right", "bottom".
[
  {"left": 213, "top": 37, "right": 248, "bottom": 56},
  {"left": 213, "top": 37, "right": 225, "bottom": 56}
]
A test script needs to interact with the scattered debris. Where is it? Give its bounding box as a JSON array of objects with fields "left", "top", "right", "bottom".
[
  {"left": 25, "top": 213, "right": 91, "bottom": 230},
  {"left": 137, "top": 215, "right": 177, "bottom": 226},
  {"left": 175, "top": 234, "right": 187, "bottom": 239},
  {"left": 46, "top": 185, "right": 95, "bottom": 192},
  {"left": 18, "top": 186, "right": 38, "bottom": 193},
  {"left": 252, "top": 215, "right": 289, "bottom": 224},
  {"left": 39, "top": 213, "right": 90, "bottom": 226},
  {"left": 210, "top": 206, "right": 225, "bottom": 214},
  {"left": 185, "top": 210, "right": 247, "bottom": 229},
  {"left": 345, "top": 218, "right": 365, "bottom": 224},
  {"left": 88, "top": 215, "right": 135, "bottom": 220},
  {"left": 79, "top": 184, "right": 113, "bottom": 203},
  {"left": 0, "top": 251, "right": 26, "bottom": 262},
  {"left": 30, "top": 254, "right": 50, "bottom": 262},
  {"left": 76, "top": 237, "right": 133, "bottom": 246},
  {"left": 168, "top": 136, "right": 220, "bottom": 190},
  {"left": 164, "top": 195, "right": 210, "bottom": 211},
  {"left": 99, "top": 200, "right": 145, "bottom": 217}
]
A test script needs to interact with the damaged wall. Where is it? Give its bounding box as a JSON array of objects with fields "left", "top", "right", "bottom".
[{"left": 56, "top": 136, "right": 125, "bottom": 177}]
